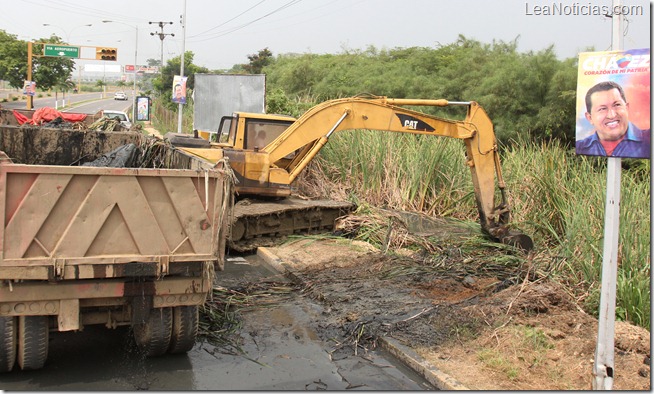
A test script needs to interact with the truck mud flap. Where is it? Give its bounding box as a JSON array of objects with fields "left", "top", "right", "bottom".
[{"left": 126, "top": 281, "right": 154, "bottom": 325}]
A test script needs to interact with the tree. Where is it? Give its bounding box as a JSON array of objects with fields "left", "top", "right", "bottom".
[
  {"left": 146, "top": 58, "right": 161, "bottom": 68},
  {"left": 53, "top": 79, "right": 76, "bottom": 103},
  {"left": 262, "top": 35, "right": 581, "bottom": 147},
  {"left": 0, "top": 30, "right": 75, "bottom": 90},
  {"left": 0, "top": 30, "right": 30, "bottom": 88},
  {"left": 54, "top": 79, "right": 76, "bottom": 92},
  {"left": 243, "top": 48, "right": 273, "bottom": 74}
]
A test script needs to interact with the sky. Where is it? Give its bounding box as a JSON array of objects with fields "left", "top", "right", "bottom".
[{"left": 1, "top": 0, "right": 651, "bottom": 72}]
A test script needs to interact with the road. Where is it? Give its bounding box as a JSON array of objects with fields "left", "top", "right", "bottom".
[
  {"left": 0, "top": 253, "right": 434, "bottom": 391},
  {"left": 1, "top": 91, "right": 134, "bottom": 117}
]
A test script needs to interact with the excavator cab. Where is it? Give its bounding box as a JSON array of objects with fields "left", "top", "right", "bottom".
[{"left": 217, "top": 112, "right": 295, "bottom": 151}]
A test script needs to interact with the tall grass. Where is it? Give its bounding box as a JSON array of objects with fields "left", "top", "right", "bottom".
[
  {"left": 503, "top": 140, "right": 650, "bottom": 329},
  {"left": 150, "top": 97, "right": 194, "bottom": 134},
  {"left": 149, "top": 92, "right": 649, "bottom": 329},
  {"left": 319, "top": 130, "right": 475, "bottom": 218},
  {"left": 313, "top": 132, "right": 651, "bottom": 330}
]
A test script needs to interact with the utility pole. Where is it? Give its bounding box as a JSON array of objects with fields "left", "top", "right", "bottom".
[
  {"left": 26, "top": 42, "right": 33, "bottom": 110},
  {"left": 591, "top": 0, "right": 623, "bottom": 390},
  {"left": 148, "top": 21, "right": 174, "bottom": 71},
  {"left": 177, "top": 0, "right": 186, "bottom": 133}
]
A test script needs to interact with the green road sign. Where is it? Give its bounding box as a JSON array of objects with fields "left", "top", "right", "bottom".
[{"left": 44, "top": 44, "right": 79, "bottom": 59}]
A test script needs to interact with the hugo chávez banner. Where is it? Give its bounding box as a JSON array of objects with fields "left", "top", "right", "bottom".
[
  {"left": 575, "top": 48, "right": 650, "bottom": 159},
  {"left": 23, "top": 80, "right": 35, "bottom": 96},
  {"left": 172, "top": 75, "right": 188, "bottom": 104}
]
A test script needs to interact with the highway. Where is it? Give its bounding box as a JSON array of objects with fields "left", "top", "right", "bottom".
[{"left": 1, "top": 91, "right": 134, "bottom": 115}]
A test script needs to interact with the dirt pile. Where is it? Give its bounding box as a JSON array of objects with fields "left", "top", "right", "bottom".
[{"left": 267, "top": 237, "right": 651, "bottom": 391}]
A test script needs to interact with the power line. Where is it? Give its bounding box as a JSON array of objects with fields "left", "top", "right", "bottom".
[
  {"left": 188, "top": 0, "right": 303, "bottom": 43},
  {"left": 26, "top": 0, "right": 145, "bottom": 24},
  {"left": 188, "top": 0, "right": 267, "bottom": 39}
]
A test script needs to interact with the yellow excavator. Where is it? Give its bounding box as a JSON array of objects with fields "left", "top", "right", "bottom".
[{"left": 168, "top": 94, "right": 533, "bottom": 251}]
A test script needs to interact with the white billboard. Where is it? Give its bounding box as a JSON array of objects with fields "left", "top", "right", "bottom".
[{"left": 83, "top": 64, "right": 121, "bottom": 73}]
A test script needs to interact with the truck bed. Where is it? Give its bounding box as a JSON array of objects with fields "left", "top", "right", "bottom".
[{"left": 0, "top": 125, "right": 233, "bottom": 336}]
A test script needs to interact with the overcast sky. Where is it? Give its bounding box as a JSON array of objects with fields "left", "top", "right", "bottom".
[{"left": 2, "top": 0, "right": 650, "bottom": 71}]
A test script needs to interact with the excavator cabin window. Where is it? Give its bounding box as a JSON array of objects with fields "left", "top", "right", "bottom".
[
  {"left": 218, "top": 115, "right": 237, "bottom": 145},
  {"left": 245, "top": 120, "right": 291, "bottom": 150}
]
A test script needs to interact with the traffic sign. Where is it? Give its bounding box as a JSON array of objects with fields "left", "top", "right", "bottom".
[{"left": 44, "top": 44, "right": 80, "bottom": 59}]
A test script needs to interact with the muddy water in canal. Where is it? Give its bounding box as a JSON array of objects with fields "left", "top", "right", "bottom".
[{"left": 0, "top": 254, "right": 433, "bottom": 390}]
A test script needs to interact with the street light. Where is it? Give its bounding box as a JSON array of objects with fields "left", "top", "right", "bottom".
[
  {"left": 42, "top": 23, "right": 92, "bottom": 43},
  {"left": 102, "top": 20, "right": 138, "bottom": 124}
]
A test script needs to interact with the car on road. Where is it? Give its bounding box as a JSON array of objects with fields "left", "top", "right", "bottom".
[
  {"left": 103, "top": 110, "right": 132, "bottom": 129},
  {"left": 113, "top": 91, "right": 128, "bottom": 101}
]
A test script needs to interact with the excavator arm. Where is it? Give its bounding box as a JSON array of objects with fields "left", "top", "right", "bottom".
[
  {"left": 177, "top": 95, "right": 532, "bottom": 250},
  {"left": 261, "top": 96, "right": 531, "bottom": 249}
]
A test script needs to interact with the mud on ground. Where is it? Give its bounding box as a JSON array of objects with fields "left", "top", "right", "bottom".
[{"left": 266, "top": 237, "right": 651, "bottom": 391}]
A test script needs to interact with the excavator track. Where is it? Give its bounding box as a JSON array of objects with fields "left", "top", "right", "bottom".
[{"left": 228, "top": 198, "right": 356, "bottom": 253}]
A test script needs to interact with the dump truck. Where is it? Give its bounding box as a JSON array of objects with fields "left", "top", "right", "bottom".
[
  {"left": 169, "top": 94, "right": 533, "bottom": 252},
  {"left": 0, "top": 125, "right": 234, "bottom": 372}
]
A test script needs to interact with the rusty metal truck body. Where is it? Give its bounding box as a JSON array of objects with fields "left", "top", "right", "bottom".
[{"left": 0, "top": 126, "right": 233, "bottom": 372}]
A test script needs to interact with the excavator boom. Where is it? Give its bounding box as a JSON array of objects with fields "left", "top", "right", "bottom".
[{"left": 176, "top": 95, "right": 533, "bottom": 251}]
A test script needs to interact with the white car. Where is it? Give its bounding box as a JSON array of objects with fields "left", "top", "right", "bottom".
[
  {"left": 103, "top": 110, "right": 132, "bottom": 129},
  {"left": 113, "top": 91, "right": 128, "bottom": 101}
]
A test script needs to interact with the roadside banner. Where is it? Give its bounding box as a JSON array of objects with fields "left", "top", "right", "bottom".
[
  {"left": 172, "top": 75, "right": 188, "bottom": 104},
  {"left": 575, "top": 48, "right": 650, "bottom": 159},
  {"left": 136, "top": 96, "right": 151, "bottom": 121},
  {"left": 23, "top": 80, "right": 35, "bottom": 96}
]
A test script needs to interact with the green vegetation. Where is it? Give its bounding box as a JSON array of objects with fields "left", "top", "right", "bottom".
[
  {"left": 151, "top": 39, "right": 649, "bottom": 331},
  {"left": 262, "top": 36, "right": 578, "bottom": 146},
  {"left": 0, "top": 30, "right": 75, "bottom": 90},
  {"left": 313, "top": 131, "right": 650, "bottom": 330},
  {"left": 477, "top": 349, "right": 520, "bottom": 380},
  {"left": 3, "top": 26, "right": 645, "bottom": 330},
  {"left": 255, "top": 38, "right": 649, "bottom": 330}
]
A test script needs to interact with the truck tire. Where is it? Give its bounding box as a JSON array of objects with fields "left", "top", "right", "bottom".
[
  {"left": 168, "top": 306, "right": 199, "bottom": 354},
  {"left": 0, "top": 316, "right": 17, "bottom": 372},
  {"left": 16, "top": 316, "right": 49, "bottom": 371},
  {"left": 133, "top": 307, "right": 173, "bottom": 357}
]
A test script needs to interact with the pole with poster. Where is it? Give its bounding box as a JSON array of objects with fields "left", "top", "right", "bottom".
[
  {"left": 177, "top": 0, "right": 187, "bottom": 133},
  {"left": 575, "top": 0, "right": 652, "bottom": 389}
]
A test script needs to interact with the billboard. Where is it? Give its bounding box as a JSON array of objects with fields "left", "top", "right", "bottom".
[
  {"left": 84, "top": 64, "right": 121, "bottom": 73},
  {"left": 193, "top": 74, "right": 266, "bottom": 139},
  {"left": 125, "top": 65, "right": 159, "bottom": 74},
  {"left": 575, "top": 48, "right": 650, "bottom": 159}
]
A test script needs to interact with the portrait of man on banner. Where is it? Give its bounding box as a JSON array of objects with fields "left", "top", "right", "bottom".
[
  {"left": 172, "top": 75, "right": 188, "bottom": 104},
  {"left": 575, "top": 48, "right": 650, "bottom": 159},
  {"left": 23, "top": 81, "right": 36, "bottom": 96}
]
